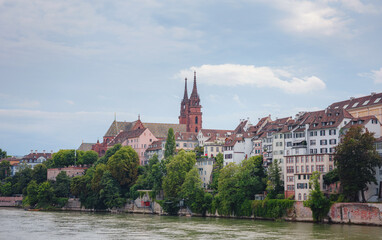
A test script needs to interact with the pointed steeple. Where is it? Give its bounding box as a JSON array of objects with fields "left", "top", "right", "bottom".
[
  {"left": 190, "top": 71, "right": 198, "bottom": 99},
  {"left": 183, "top": 78, "right": 188, "bottom": 101}
]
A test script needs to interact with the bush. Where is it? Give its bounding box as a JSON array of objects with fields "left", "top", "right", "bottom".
[
  {"left": 253, "top": 199, "right": 294, "bottom": 219},
  {"left": 56, "top": 197, "right": 69, "bottom": 208},
  {"left": 240, "top": 199, "right": 253, "bottom": 217},
  {"left": 276, "top": 194, "right": 285, "bottom": 199}
]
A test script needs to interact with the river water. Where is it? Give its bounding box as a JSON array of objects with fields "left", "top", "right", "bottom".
[{"left": 0, "top": 208, "right": 381, "bottom": 239}]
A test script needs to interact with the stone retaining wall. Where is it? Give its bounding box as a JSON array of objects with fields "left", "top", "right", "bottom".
[{"left": 0, "top": 197, "right": 23, "bottom": 207}]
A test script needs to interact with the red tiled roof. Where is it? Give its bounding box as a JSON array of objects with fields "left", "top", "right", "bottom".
[
  {"left": 343, "top": 116, "right": 379, "bottom": 129},
  {"left": 329, "top": 92, "right": 382, "bottom": 111},
  {"left": 109, "top": 128, "right": 147, "bottom": 145},
  {"left": 175, "top": 132, "right": 197, "bottom": 141},
  {"left": 146, "top": 140, "right": 163, "bottom": 151}
]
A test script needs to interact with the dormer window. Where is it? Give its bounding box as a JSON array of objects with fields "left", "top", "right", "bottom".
[
  {"left": 343, "top": 104, "right": 348, "bottom": 108},
  {"left": 363, "top": 100, "right": 369, "bottom": 105},
  {"left": 374, "top": 98, "right": 381, "bottom": 103},
  {"left": 352, "top": 102, "right": 359, "bottom": 108}
]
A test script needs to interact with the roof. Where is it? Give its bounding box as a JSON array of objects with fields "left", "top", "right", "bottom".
[
  {"left": 77, "top": 143, "right": 96, "bottom": 152},
  {"left": 328, "top": 92, "right": 382, "bottom": 111},
  {"left": 142, "top": 122, "right": 187, "bottom": 139},
  {"left": 234, "top": 120, "right": 248, "bottom": 134},
  {"left": 306, "top": 108, "right": 353, "bottom": 130},
  {"left": 343, "top": 116, "right": 380, "bottom": 129},
  {"left": 109, "top": 128, "right": 147, "bottom": 145},
  {"left": 104, "top": 120, "right": 138, "bottom": 137},
  {"left": 175, "top": 132, "right": 197, "bottom": 141},
  {"left": 146, "top": 140, "right": 164, "bottom": 151},
  {"left": 23, "top": 152, "right": 52, "bottom": 160}
]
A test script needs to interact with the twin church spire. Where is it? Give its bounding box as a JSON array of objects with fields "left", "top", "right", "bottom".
[{"left": 179, "top": 71, "right": 202, "bottom": 133}]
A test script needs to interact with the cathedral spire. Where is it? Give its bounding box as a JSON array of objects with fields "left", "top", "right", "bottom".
[
  {"left": 190, "top": 71, "right": 198, "bottom": 99},
  {"left": 183, "top": 78, "right": 188, "bottom": 101}
]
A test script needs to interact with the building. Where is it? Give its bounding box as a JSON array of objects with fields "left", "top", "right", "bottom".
[
  {"left": 328, "top": 92, "right": 382, "bottom": 134},
  {"left": 20, "top": 150, "right": 52, "bottom": 169},
  {"left": 47, "top": 166, "right": 88, "bottom": 181},
  {"left": 197, "top": 129, "right": 232, "bottom": 157},
  {"left": 145, "top": 140, "right": 164, "bottom": 162},
  {"left": 196, "top": 158, "right": 215, "bottom": 188},
  {"left": 179, "top": 72, "right": 202, "bottom": 133},
  {"left": 175, "top": 132, "right": 198, "bottom": 151},
  {"left": 108, "top": 127, "right": 158, "bottom": 165}
]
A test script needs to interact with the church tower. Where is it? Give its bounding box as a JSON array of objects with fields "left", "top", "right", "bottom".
[
  {"left": 179, "top": 78, "right": 189, "bottom": 125},
  {"left": 179, "top": 71, "right": 202, "bottom": 133}
]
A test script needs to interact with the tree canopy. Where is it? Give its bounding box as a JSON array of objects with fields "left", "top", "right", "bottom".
[
  {"left": 164, "top": 128, "right": 176, "bottom": 158},
  {"left": 334, "top": 126, "right": 381, "bottom": 202}
]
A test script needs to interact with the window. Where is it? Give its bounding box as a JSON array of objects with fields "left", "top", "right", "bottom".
[
  {"left": 298, "top": 193, "right": 301, "bottom": 201},
  {"left": 363, "top": 100, "right": 369, "bottom": 105},
  {"left": 287, "top": 142, "right": 292, "bottom": 147},
  {"left": 304, "top": 193, "right": 307, "bottom": 200},
  {"left": 352, "top": 102, "right": 359, "bottom": 107},
  {"left": 287, "top": 166, "right": 294, "bottom": 173},
  {"left": 195, "top": 116, "right": 198, "bottom": 124},
  {"left": 320, "top": 130, "right": 326, "bottom": 136},
  {"left": 329, "top": 129, "right": 336, "bottom": 135},
  {"left": 320, "top": 140, "right": 327, "bottom": 145},
  {"left": 311, "top": 165, "right": 314, "bottom": 172},
  {"left": 183, "top": 143, "right": 187, "bottom": 147},
  {"left": 287, "top": 185, "right": 294, "bottom": 191},
  {"left": 310, "top": 140, "right": 316, "bottom": 146},
  {"left": 343, "top": 104, "right": 348, "bottom": 108},
  {"left": 329, "top": 139, "right": 336, "bottom": 144},
  {"left": 374, "top": 97, "right": 381, "bottom": 103},
  {"left": 306, "top": 165, "right": 309, "bottom": 173},
  {"left": 317, "top": 165, "right": 324, "bottom": 172},
  {"left": 287, "top": 176, "right": 294, "bottom": 182},
  {"left": 296, "top": 166, "right": 299, "bottom": 173},
  {"left": 320, "top": 148, "right": 328, "bottom": 154}
]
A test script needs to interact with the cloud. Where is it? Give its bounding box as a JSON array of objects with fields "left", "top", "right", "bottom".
[
  {"left": 371, "top": 67, "right": 382, "bottom": 83},
  {"left": 337, "top": 0, "right": 379, "bottom": 14},
  {"left": 272, "top": 0, "right": 349, "bottom": 36},
  {"left": 176, "top": 64, "right": 326, "bottom": 94},
  {"left": 233, "top": 94, "right": 245, "bottom": 108}
]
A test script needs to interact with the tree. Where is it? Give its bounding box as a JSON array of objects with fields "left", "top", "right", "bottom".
[
  {"left": 334, "top": 126, "right": 382, "bottom": 202},
  {"left": 194, "top": 146, "right": 204, "bottom": 158},
  {"left": 209, "top": 153, "right": 224, "bottom": 191},
  {"left": 162, "top": 150, "right": 196, "bottom": 198},
  {"left": 0, "top": 182, "right": 12, "bottom": 196},
  {"left": 0, "top": 160, "right": 11, "bottom": 180},
  {"left": 0, "top": 149, "right": 7, "bottom": 159},
  {"left": 107, "top": 146, "right": 139, "bottom": 190},
  {"left": 266, "top": 159, "right": 284, "bottom": 199},
  {"left": 164, "top": 128, "right": 176, "bottom": 158},
  {"left": 95, "top": 144, "right": 121, "bottom": 166},
  {"left": 26, "top": 180, "right": 39, "bottom": 207},
  {"left": 37, "top": 181, "right": 55, "bottom": 207},
  {"left": 304, "top": 172, "right": 331, "bottom": 222},
  {"left": 54, "top": 171, "right": 71, "bottom": 198},
  {"left": 51, "top": 150, "right": 76, "bottom": 167},
  {"left": 217, "top": 163, "right": 241, "bottom": 215},
  {"left": 79, "top": 150, "right": 98, "bottom": 165},
  {"left": 32, "top": 164, "right": 47, "bottom": 184},
  {"left": 99, "top": 170, "right": 125, "bottom": 209},
  {"left": 180, "top": 167, "right": 206, "bottom": 214}
]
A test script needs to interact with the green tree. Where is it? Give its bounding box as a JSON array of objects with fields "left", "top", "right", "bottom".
[
  {"left": 304, "top": 171, "right": 331, "bottom": 222},
  {"left": 0, "top": 182, "right": 12, "bottom": 196},
  {"left": 32, "top": 164, "right": 47, "bottom": 184},
  {"left": 238, "top": 156, "right": 266, "bottom": 200},
  {"left": 0, "top": 149, "right": 7, "bottom": 159},
  {"left": 79, "top": 150, "right": 98, "bottom": 165},
  {"left": 13, "top": 167, "right": 33, "bottom": 194},
  {"left": 0, "top": 160, "right": 11, "bottom": 180},
  {"left": 54, "top": 171, "right": 71, "bottom": 198},
  {"left": 209, "top": 153, "right": 224, "bottom": 191},
  {"left": 95, "top": 144, "right": 121, "bottom": 166},
  {"left": 99, "top": 171, "right": 125, "bottom": 209},
  {"left": 217, "top": 163, "right": 241, "bottom": 215},
  {"left": 164, "top": 128, "right": 176, "bottom": 158},
  {"left": 51, "top": 150, "right": 76, "bottom": 167},
  {"left": 266, "top": 159, "right": 284, "bottom": 199},
  {"left": 26, "top": 180, "right": 39, "bottom": 207},
  {"left": 180, "top": 168, "right": 206, "bottom": 214},
  {"left": 323, "top": 168, "right": 339, "bottom": 186},
  {"left": 194, "top": 146, "right": 204, "bottom": 158},
  {"left": 162, "top": 150, "right": 196, "bottom": 198},
  {"left": 107, "top": 146, "right": 139, "bottom": 190},
  {"left": 334, "top": 126, "right": 382, "bottom": 202},
  {"left": 37, "top": 181, "right": 55, "bottom": 207}
]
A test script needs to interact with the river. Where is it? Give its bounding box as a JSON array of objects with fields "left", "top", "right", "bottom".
[{"left": 0, "top": 208, "right": 381, "bottom": 239}]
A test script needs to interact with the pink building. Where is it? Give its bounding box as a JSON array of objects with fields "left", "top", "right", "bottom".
[
  {"left": 47, "top": 166, "right": 88, "bottom": 181},
  {"left": 109, "top": 128, "right": 158, "bottom": 165}
]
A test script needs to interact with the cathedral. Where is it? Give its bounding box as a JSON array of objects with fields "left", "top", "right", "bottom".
[
  {"left": 89, "top": 72, "right": 202, "bottom": 157},
  {"left": 179, "top": 71, "right": 203, "bottom": 132}
]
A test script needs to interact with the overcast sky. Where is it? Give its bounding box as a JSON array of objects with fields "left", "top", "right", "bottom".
[{"left": 1, "top": 0, "right": 382, "bottom": 155}]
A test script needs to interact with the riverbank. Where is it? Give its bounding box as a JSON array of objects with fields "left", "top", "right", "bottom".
[{"left": 2, "top": 196, "right": 382, "bottom": 226}]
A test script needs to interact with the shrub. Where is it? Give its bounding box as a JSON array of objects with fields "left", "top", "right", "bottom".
[{"left": 253, "top": 199, "right": 294, "bottom": 219}]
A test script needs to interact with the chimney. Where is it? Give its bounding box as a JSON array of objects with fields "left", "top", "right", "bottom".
[
  {"left": 350, "top": 97, "right": 355, "bottom": 100},
  {"left": 371, "top": 92, "right": 376, "bottom": 96}
]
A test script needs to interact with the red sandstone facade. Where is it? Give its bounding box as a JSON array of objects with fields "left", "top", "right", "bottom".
[{"left": 179, "top": 71, "right": 202, "bottom": 133}]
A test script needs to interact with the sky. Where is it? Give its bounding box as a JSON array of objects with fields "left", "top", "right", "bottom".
[{"left": 1, "top": 0, "right": 382, "bottom": 156}]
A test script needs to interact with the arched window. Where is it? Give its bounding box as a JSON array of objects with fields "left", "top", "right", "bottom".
[
  {"left": 303, "top": 193, "right": 307, "bottom": 200},
  {"left": 298, "top": 193, "right": 301, "bottom": 201},
  {"left": 195, "top": 116, "right": 198, "bottom": 124},
  {"left": 195, "top": 127, "right": 198, "bottom": 133}
]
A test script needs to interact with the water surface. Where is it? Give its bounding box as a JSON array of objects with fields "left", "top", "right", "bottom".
[{"left": 0, "top": 208, "right": 380, "bottom": 239}]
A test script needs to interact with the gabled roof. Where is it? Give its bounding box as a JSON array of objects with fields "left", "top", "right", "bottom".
[
  {"left": 104, "top": 120, "right": 138, "bottom": 137},
  {"left": 306, "top": 108, "right": 352, "bottom": 130},
  {"left": 343, "top": 116, "right": 380, "bottom": 129},
  {"left": 175, "top": 132, "right": 197, "bottom": 141},
  {"left": 146, "top": 140, "right": 164, "bottom": 151},
  {"left": 22, "top": 152, "right": 52, "bottom": 160},
  {"left": 328, "top": 92, "right": 382, "bottom": 111},
  {"left": 109, "top": 128, "right": 147, "bottom": 145},
  {"left": 143, "top": 122, "right": 187, "bottom": 139},
  {"left": 77, "top": 143, "right": 96, "bottom": 152}
]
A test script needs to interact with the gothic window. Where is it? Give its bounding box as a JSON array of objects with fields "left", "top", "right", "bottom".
[
  {"left": 195, "top": 127, "right": 198, "bottom": 133},
  {"left": 195, "top": 116, "right": 198, "bottom": 124}
]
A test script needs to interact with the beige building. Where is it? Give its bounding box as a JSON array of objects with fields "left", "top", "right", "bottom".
[{"left": 196, "top": 158, "right": 214, "bottom": 188}]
